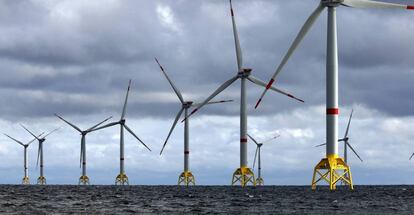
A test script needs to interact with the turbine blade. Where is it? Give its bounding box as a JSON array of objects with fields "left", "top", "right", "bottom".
[
  {"left": 342, "top": 0, "right": 414, "bottom": 9},
  {"left": 121, "top": 80, "right": 132, "bottom": 120},
  {"left": 154, "top": 58, "right": 185, "bottom": 104},
  {"left": 346, "top": 141, "right": 363, "bottom": 162},
  {"left": 182, "top": 75, "right": 239, "bottom": 122},
  {"left": 229, "top": 0, "right": 243, "bottom": 71},
  {"left": 54, "top": 114, "right": 82, "bottom": 133},
  {"left": 36, "top": 143, "right": 41, "bottom": 169},
  {"left": 42, "top": 127, "right": 61, "bottom": 138},
  {"left": 247, "top": 134, "right": 259, "bottom": 145},
  {"left": 192, "top": 99, "right": 234, "bottom": 107},
  {"left": 86, "top": 116, "right": 113, "bottom": 131},
  {"left": 315, "top": 143, "right": 326, "bottom": 147},
  {"left": 255, "top": 4, "right": 324, "bottom": 109},
  {"left": 253, "top": 147, "right": 259, "bottom": 170},
  {"left": 410, "top": 153, "right": 414, "bottom": 160},
  {"left": 262, "top": 134, "right": 281, "bottom": 144},
  {"left": 160, "top": 108, "right": 184, "bottom": 155},
  {"left": 248, "top": 76, "right": 304, "bottom": 103},
  {"left": 3, "top": 133, "right": 25, "bottom": 146},
  {"left": 20, "top": 124, "right": 39, "bottom": 139},
  {"left": 80, "top": 142, "right": 83, "bottom": 169},
  {"left": 91, "top": 122, "right": 119, "bottom": 132},
  {"left": 124, "top": 124, "right": 151, "bottom": 152},
  {"left": 344, "top": 109, "right": 354, "bottom": 138}
]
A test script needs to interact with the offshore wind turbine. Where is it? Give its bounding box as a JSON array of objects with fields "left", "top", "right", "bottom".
[
  {"left": 4, "top": 133, "right": 43, "bottom": 184},
  {"left": 184, "top": 0, "right": 304, "bottom": 186},
  {"left": 92, "top": 80, "right": 151, "bottom": 185},
  {"left": 20, "top": 125, "right": 60, "bottom": 185},
  {"left": 255, "top": 0, "right": 414, "bottom": 190},
  {"left": 155, "top": 58, "right": 232, "bottom": 186},
  {"left": 54, "top": 114, "right": 112, "bottom": 185},
  {"left": 247, "top": 133, "right": 280, "bottom": 186}
]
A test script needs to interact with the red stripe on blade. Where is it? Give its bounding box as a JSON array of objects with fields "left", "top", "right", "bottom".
[
  {"left": 266, "top": 79, "right": 275, "bottom": 90},
  {"left": 407, "top": 5, "right": 414, "bottom": 10},
  {"left": 326, "top": 108, "right": 339, "bottom": 115}
]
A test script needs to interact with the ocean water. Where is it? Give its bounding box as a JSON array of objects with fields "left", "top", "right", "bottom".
[{"left": 1, "top": 185, "right": 413, "bottom": 214}]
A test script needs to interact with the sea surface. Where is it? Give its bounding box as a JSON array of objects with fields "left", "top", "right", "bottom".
[{"left": 0, "top": 185, "right": 413, "bottom": 214}]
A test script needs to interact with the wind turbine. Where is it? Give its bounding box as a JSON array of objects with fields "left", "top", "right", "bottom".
[
  {"left": 54, "top": 114, "right": 112, "bottom": 185},
  {"left": 184, "top": 0, "right": 304, "bottom": 187},
  {"left": 247, "top": 133, "right": 280, "bottom": 186},
  {"left": 91, "top": 80, "right": 151, "bottom": 185},
  {"left": 3, "top": 133, "right": 43, "bottom": 184},
  {"left": 315, "top": 109, "right": 363, "bottom": 165},
  {"left": 20, "top": 125, "right": 60, "bottom": 185},
  {"left": 155, "top": 58, "right": 232, "bottom": 186},
  {"left": 255, "top": 0, "right": 414, "bottom": 190}
]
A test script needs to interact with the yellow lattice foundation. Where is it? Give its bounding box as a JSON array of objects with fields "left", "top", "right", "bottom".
[
  {"left": 256, "top": 177, "right": 264, "bottom": 186},
  {"left": 22, "top": 176, "right": 30, "bottom": 185},
  {"left": 232, "top": 167, "right": 256, "bottom": 187},
  {"left": 178, "top": 171, "right": 195, "bottom": 186},
  {"left": 115, "top": 173, "right": 129, "bottom": 185},
  {"left": 37, "top": 176, "right": 46, "bottom": 185},
  {"left": 79, "top": 175, "right": 90, "bottom": 185},
  {"left": 311, "top": 155, "right": 353, "bottom": 190}
]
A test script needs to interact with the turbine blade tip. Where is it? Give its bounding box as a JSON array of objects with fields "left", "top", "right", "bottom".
[{"left": 254, "top": 99, "right": 262, "bottom": 109}]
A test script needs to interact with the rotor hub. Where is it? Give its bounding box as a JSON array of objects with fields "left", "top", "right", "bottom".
[
  {"left": 120, "top": 119, "right": 126, "bottom": 125},
  {"left": 321, "top": 0, "right": 343, "bottom": 7},
  {"left": 183, "top": 101, "right": 193, "bottom": 108},
  {"left": 238, "top": 68, "right": 252, "bottom": 78}
]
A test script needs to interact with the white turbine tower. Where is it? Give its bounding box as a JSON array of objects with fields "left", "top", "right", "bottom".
[
  {"left": 255, "top": 0, "right": 414, "bottom": 190},
  {"left": 20, "top": 125, "right": 60, "bottom": 185},
  {"left": 247, "top": 133, "right": 280, "bottom": 186},
  {"left": 4, "top": 133, "right": 43, "bottom": 184},
  {"left": 155, "top": 58, "right": 232, "bottom": 186},
  {"left": 54, "top": 114, "right": 112, "bottom": 185},
  {"left": 184, "top": 0, "right": 304, "bottom": 186},
  {"left": 92, "top": 80, "right": 151, "bottom": 185}
]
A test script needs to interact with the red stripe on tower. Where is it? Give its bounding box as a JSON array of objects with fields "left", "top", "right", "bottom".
[
  {"left": 120, "top": 158, "right": 124, "bottom": 161},
  {"left": 240, "top": 138, "right": 248, "bottom": 143},
  {"left": 184, "top": 151, "right": 190, "bottom": 155},
  {"left": 407, "top": 5, "right": 414, "bottom": 10},
  {"left": 326, "top": 108, "right": 339, "bottom": 115}
]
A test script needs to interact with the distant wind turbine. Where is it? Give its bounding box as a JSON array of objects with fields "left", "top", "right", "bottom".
[
  {"left": 92, "top": 80, "right": 151, "bottom": 185},
  {"left": 248, "top": 133, "right": 280, "bottom": 186},
  {"left": 155, "top": 58, "right": 232, "bottom": 186},
  {"left": 55, "top": 114, "right": 112, "bottom": 185},
  {"left": 4, "top": 133, "right": 43, "bottom": 184},
  {"left": 20, "top": 125, "right": 60, "bottom": 185}
]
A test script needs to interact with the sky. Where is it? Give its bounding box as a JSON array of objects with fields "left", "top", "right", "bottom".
[{"left": 1, "top": 0, "right": 414, "bottom": 185}]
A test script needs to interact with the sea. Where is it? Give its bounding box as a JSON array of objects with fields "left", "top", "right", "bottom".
[{"left": 1, "top": 185, "right": 413, "bottom": 214}]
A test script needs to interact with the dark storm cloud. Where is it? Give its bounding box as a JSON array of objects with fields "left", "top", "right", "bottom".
[{"left": 0, "top": 0, "right": 413, "bottom": 120}]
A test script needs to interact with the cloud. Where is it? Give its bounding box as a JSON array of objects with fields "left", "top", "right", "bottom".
[{"left": 0, "top": 0, "right": 414, "bottom": 185}]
